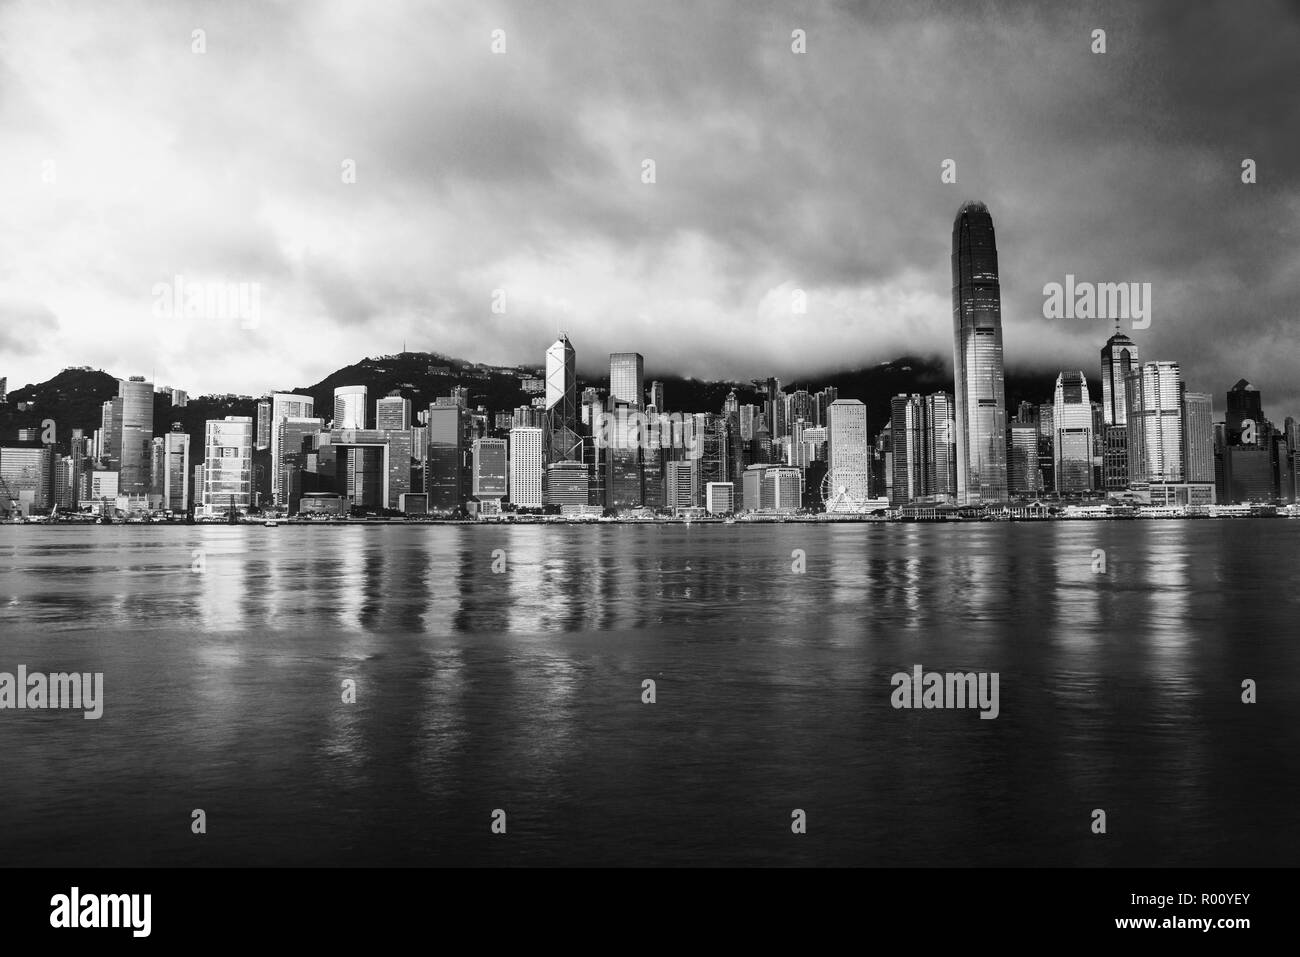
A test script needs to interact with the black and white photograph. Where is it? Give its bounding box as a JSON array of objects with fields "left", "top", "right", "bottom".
[{"left": 0, "top": 0, "right": 1293, "bottom": 940}]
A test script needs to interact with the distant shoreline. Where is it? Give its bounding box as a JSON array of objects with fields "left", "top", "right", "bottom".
[{"left": 4, "top": 513, "right": 1296, "bottom": 528}]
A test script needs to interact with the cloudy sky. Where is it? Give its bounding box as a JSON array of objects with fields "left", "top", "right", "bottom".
[{"left": 1, "top": 0, "right": 1297, "bottom": 413}]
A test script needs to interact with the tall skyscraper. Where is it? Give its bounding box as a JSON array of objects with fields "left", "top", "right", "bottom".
[
  {"left": 201, "top": 416, "right": 253, "bottom": 517},
  {"left": 163, "top": 426, "right": 190, "bottom": 513},
  {"left": 376, "top": 394, "right": 412, "bottom": 431},
  {"left": 1126, "top": 362, "right": 1184, "bottom": 483},
  {"left": 427, "top": 404, "right": 463, "bottom": 512},
  {"left": 649, "top": 380, "right": 665, "bottom": 412},
  {"left": 509, "top": 427, "right": 544, "bottom": 508},
  {"left": 255, "top": 399, "right": 272, "bottom": 450},
  {"left": 1182, "top": 390, "right": 1215, "bottom": 484},
  {"left": 924, "top": 392, "right": 958, "bottom": 501},
  {"left": 951, "top": 201, "right": 1008, "bottom": 504},
  {"left": 545, "top": 335, "right": 580, "bottom": 464},
  {"left": 1100, "top": 329, "right": 1139, "bottom": 426},
  {"left": 826, "top": 399, "right": 870, "bottom": 501},
  {"left": 270, "top": 393, "right": 315, "bottom": 505},
  {"left": 609, "top": 353, "right": 645, "bottom": 410},
  {"left": 1053, "top": 371, "right": 1094, "bottom": 493},
  {"left": 333, "top": 386, "right": 367, "bottom": 430},
  {"left": 890, "top": 394, "right": 924, "bottom": 506},
  {"left": 116, "top": 377, "right": 154, "bottom": 495}
]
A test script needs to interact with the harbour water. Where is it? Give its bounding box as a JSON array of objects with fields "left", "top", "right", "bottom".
[{"left": 0, "top": 522, "right": 1295, "bottom": 866}]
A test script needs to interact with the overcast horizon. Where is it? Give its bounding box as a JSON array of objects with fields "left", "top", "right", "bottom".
[{"left": 2, "top": 1, "right": 1298, "bottom": 410}]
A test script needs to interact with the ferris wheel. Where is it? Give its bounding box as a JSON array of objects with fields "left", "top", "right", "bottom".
[{"left": 820, "top": 468, "right": 874, "bottom": 514}]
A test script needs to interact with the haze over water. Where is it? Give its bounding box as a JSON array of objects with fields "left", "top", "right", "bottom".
[{"left": 0, "top": 523, "right": 1295, "bottom": 867}]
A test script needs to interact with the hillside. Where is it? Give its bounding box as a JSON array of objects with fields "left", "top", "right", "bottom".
[{"left": 0, "top": 353, "right": 1086, "bottom": 455}]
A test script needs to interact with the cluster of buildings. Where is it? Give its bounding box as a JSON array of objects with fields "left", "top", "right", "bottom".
[
  {"left": 2, "top": 202, "right": 1298, "bottom": 519},
  {"left": 875, "top": 202, "right": 1295, "bottom": 511}
]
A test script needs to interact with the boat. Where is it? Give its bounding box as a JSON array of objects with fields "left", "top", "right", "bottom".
[{"left": 264, "top": 519, "right": 279, "bottom": 527}]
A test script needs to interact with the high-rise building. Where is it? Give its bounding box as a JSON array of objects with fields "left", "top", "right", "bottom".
[
  {"left": 1053, "top": 371, "right": 1094, "bottom": 493},
  {"left": 609, "top": 353, "right": 645, "bottom": 410},
  {"left": 762, "top": 466, "right": 803, "bottom": 512},
  {"left": 691, "top": 412, "right": 727, "bottom": 505},
  {"left": 1007, "top": 424, "right": 1042, "bottom": 496},
  {"left": 649, "top": 380, "right": 665, "bottom": 412},
  {"left": 0, "top": 446, "right": 52, "bottom": 512},
  {"left": 603, "top": 402, "right": 644, "bottom": 510},
  {"left": 256, "top": 399, "right": 272, "bottom": 450},
  {"left": 546, "top": 335, "right": 580, "bottom": 464},
  {"left": 1126, "top": 362, "right": 1184, "bottom": 484},
  {"left": 200, "top": 416, "right": 253, "bottom": 517},
  {"left": 890, "top": 394, "right": 924, "bottom": 506},
  {"left": 170, "top": 389, "right": 188, "bottom": 408},
  {"left": 277, "top": 417, "right": 324, "bottom": 511},
  {"left": 1100, "top": 330, "right": 1139, "bottom": 426},
  {"left": 333, "top": 386, "right": 367, "bottom": 430},
  {"left": 100, "top": 397, "right": 122, "bottom": 464},
  {"left": 666, "top": 460, "right": 697, "bottom": 511},
  {"left": 889, "top": 392, "right": 958, "bottom": 504},
  {"left": 377, "top": 394, "right": 412, "bottom": 431},
  {"left": 426, "top": 404, "right": 463, "bottom": 512},
  {"left": 509, "top": 427, "right": 544, "bottom": 508},
  {"left": 117, "top": 376, "right": 154, "bottom": 495},
  {"left": 163, "top": 426, "right": 190, "bottom": 513},
  {"left": 471, "top": 438, "right": 508, "bottom": 500},
  {"left": 1103, "top": 426, "right": 1129, "bottom": 492},
  {"left": 826, "top": 399, "right": 870, "bottom": 502},
  {"left": 814, "top": 387, "right": 839, "bottom": 428},
  {"left": 951, "top": 200, "right": 1008, "bottom": 504},
  {"left": 1181, "top": 391, "right": 1215, "bottom": 484},
  {"left": 269, "top": 393, "right": 315, "bottom": 505},
  {"left": 1225, "top": 379, "right": 1263, "bottom": 444}
]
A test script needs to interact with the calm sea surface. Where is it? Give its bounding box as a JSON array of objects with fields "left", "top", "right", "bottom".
[{"left": 0, "top": 522, "right": 1296, "bottom": 867}]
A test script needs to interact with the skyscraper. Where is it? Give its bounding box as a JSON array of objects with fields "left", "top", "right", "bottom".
[
  {"left": 270, "top": 393, "right": 315, "bottom": 505},
  {"left": 1053, "top": 371, "right": 1094, "bottom": 493},
  {"left": 951, "top": 201, "right": 1008, "bottom": 504},
  {"left": 649, "top": 380, "right": 665, "bottom": 412},
  {"left": 924, "top": 392, "right": 958, "bottom": 501},
  {"left": 890, "top": 394, "right": 924, "bottom": 506},
  {"left": 201, "top": 416, "right": 253, "bottom": 517},
  {"left": 826, "top": 399, "right": 870, "bottom": 502},
  {"left": 376, "top": 394, "right": 412, "bottom": 431},
  {"left": 1181, "top": 390, "right": 1215, "bottom": 484},
  {"left": 1126, "top": 362, "right": 1184, "bottom": 483},
  {"left": 1100, "top": 330, "right": 1139, "bottom": 426},
  {"left": 113, "top": 377, "right": 154, "bottom": 495},
  {"left": 609, "top": 353, "right": 644, "bottom": 410},
  {"left": 545, "top": 335, "right": 580, "bottom": 464},
  {"left": 256, "top": 399, "right": 272, "bottom": 450},
  {"left": 333, "top": 386, "right": 368, "bottom": 430},
  {"left": 163, "top": 426, "right": 190, "bottom": 513},
  {"left": 471, "top": 438, "right": 508, "bottom": 501},
  {"left": 426, "top": 404, "right": 463, "bottom": 512},
  {"left": 1225, "top": 379, "right": 1263, "bottom": 444},
  {"left": 509, "top": 427, "right": 544, "bottom": 508}
]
